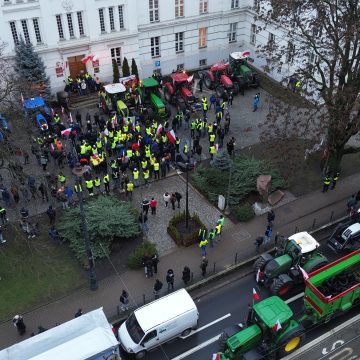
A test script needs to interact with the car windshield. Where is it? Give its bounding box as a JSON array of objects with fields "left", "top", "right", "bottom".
[{"left": 126, "top": 313, "right": 145, "bottom": 344}]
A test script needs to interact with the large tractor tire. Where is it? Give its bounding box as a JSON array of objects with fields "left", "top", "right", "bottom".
[
  {"left": 164, "top": 87, "right": 173, "bottom": 103},
  {"left": 204, "top": 73, "right": 214, "bottom": 89},
  {"left": 304, "top": 259, "right": 328, "bottom": 275},
  {"left": 218, "top": 332, "right": 229, "bottom": 352},
  {"left": 270, "top": 275, "right": 294, "bottom": 296},
  {"left": 253, "top": 253, "right": 274, "bottom": 273},
  {"left": 277, "top": 325, "right": 305, "bottom": 357}
]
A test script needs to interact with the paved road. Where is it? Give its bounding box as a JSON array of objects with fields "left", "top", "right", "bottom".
[{"left": 118, "top": 226, "right": 357, "bottom": 360}]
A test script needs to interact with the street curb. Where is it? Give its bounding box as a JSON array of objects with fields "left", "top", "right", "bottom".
[{"left": 110, "top": 215, "right": 347, "bottom": 326}]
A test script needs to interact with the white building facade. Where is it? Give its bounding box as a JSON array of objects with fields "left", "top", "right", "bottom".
[{"left": 0, "top": 0, "right": 290, "bottom": 94}]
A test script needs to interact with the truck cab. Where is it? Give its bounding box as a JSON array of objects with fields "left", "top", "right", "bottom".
[{"left": 328, "top": 221, "right": 360, "bottom": 253}]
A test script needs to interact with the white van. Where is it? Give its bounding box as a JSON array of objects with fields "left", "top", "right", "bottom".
[{"left": 118, "top": 289, "right": 198, "bottom": 359}]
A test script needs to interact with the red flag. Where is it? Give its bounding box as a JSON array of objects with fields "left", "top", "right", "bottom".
[
  {"left": 156, "top": 124, "right": 163, "bottom": 136},
  {"left": 81, "top": 56, "right": 90, "bottom": 64},
  {"left": 212, "top": 354, "right": 221, "bottom": 360},
  {"left": 272, "top": 319, "right": 282, "bottom": 331},
  {"left": 299, "top": 266, "right": 309, "bottom": 280},
  {"left": 167, "top": 129, "right": 176, "bottom": 144},
  {"left": 61, "top": 128, "right": 72, "bottom": 137},
  {"left": 252, "top": 288, "right": 260, "bottom": 301}
]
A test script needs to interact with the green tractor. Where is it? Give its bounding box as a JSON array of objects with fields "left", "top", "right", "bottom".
[
  {"left": 217, "top": 296, "right": 305, "bottom": 359},
  {"left": 254, "top": 232, "right": 328, "bottom": 296},
  {"left": 228, "top": 51, "right": 260, "bottom": 92},
  {"left": 137, "top": 77, "right": 171, "bottom": 119}
]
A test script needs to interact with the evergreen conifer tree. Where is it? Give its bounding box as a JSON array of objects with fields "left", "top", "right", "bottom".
[
  {"left": 122, "top": 57, "right": 130, "bottom": 77},
  {"left": 210, "top": 150, "right": 232, "bottom": 170},
  {"left": 14, "top": 37, "right": 50, "bottom": 98},
  {"left": 112, "top": 59, "right": 120, "bottom": 83},
  {"left": 131, "top": 58, "right": 139, "bottom": 78}
]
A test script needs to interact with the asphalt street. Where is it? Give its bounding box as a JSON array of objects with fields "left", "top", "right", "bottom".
[{"left": 119, "top": 227, "right": 359, "bottom": 360}]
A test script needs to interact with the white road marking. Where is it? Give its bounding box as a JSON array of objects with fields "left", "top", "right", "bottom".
[
  {"left": 281, "top": 305, "right": 360, "bottom": 359},
  {"left": 181, "top": 313, "right": 231, "bottom": 338},
  {"left": 285, "top": 292, "right": 304, "bottom": 304},
  {"left": 171, "top": 334, "right": 221, "bottom": 360}
]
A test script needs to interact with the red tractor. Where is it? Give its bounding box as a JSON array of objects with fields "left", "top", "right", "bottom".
[
  {"left": 200, "top": 61, "right": 239, "bottom": 97},
  {"left": 163, "top": 72, "right": 201, "bottom": 112}
]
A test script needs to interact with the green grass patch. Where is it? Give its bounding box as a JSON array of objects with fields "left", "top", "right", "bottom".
[{"left": 0, "top": 223, "right": 86, "bottom": 321}]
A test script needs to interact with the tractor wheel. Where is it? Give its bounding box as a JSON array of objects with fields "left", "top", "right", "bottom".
[
  {"left": 216, "top": 85, "right": 224, "bottom": 98},
  {"left": 277, "top": 325, "right": 305, "bottom": 357},
  {"left": 305, "top": 260, "right": 328, "bottom": 275},
  {"left": 204, "top": 73, "right": 214, "bottom": 89},
  {"left": 270, "top": 276, "right": 294, "bottom": 296},
  {"left": 233, "top": 82, "right": 239, "bottom": 95},
  {"left": 218, "top": 332, "right": 229, "bottom": 352},
  {"left": 253, "top": 254, "right": 274, "bottom": 273},
  {"left": 164, "top": 88, "right": 173, "bottom": 103}
]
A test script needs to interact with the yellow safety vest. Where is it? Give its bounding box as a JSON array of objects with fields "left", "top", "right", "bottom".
[
  {"left": 94, "top": 178, "right": 101, "bottom": 187},
  {"left": 127, "top": 182, "right": 134, "bottom": 191}
]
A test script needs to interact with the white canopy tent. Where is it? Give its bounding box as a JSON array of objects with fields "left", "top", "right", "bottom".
[{"left": 0, "top": 308, "right": 120, "bottom": 360}]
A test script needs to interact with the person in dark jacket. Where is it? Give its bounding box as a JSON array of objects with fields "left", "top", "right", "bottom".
[
  {"left": 175, "top": 192, "right": 182, "bottom": 208},
  {"left": 182, "top": 266, "right": 191, "bottom": 285},
  {"left": 13, "top": 315, "right": 26, "bottom": 335},
  {"left": 153, "top": 279, "right": 163, "bottom": 299},
  {"left": 267, "top": 209, "right": 275, "bottom": 226},
  {"left": 152, "top": 253, "right": 159, "bottom": 274},
  {"left": 166, "top": 269, "right": 175, "bottom": 291}
]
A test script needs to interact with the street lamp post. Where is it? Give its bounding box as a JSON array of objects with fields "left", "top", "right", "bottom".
[
  {"left": 224, "top": 161, "right": 233, "bottom": 216},
  {"left": 185, "top": 163, "right": 189, "bottom": 228},
  {"left": 73, "top": 168, "right": 98, "bottom": 291}
]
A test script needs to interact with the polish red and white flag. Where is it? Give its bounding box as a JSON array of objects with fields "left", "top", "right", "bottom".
[
  {"left": 272, "top": 319, "right": 282, "bottom": 331},
  {"left": 187, "top": 75, "right": 194, "bottom": 83},
  {"left": 252, "top": 288, "right": 260, "bottom": 301},
  {"left": 61, "top": 128, "right": 72, "bottom": 137},
  {"left": 167, "top": 129, "right": 176, "bottom": 144},
  {"left": 299, "top": 266, "right": 309, "bottom": 280},
  {"left": 256, "top": 268, "right": 261, "bottom": 283},
  {"left": 156, "top": 124, "right": 163, "bottom": 136},
  {"left": 212, "top": 354, "right": 221, "bottom": 360}
]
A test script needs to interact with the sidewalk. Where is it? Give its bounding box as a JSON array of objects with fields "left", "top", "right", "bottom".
[{"left": 0, "top": 172, "right": 359, "bottom": 349}]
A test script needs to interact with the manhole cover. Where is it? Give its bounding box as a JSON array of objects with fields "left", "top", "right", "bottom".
[{"left": 231, "top": 230, "right": 251, "bottom": 242}]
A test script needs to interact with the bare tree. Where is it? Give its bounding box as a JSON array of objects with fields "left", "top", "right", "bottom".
[{"left": 255, "top": 0, "right": 360, "bottom": 173}]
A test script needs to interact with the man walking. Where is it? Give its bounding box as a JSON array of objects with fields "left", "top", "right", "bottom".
[
  {"left": 46, "top": 206, "right": 56, "bottom": 226},
  {"left": 120, "top": 290, "right": 130, "bottom": 311},
  {"left": 166, "top": 269, "right": 175, "bottom": 291},
  {"left": 200, "top": 256, "right": 208, "bottom": 277},
  {"left": 150, "top": 197, "right": 157, "bottom": 214},
  {"left": 322, "top": 174, "right": 331, "bottom": 193},
  {"left": 331, "top": 172, "right": 339, "bottom": 190},
  {"left": 153, "top": 279, "right": 163, "bottom": 299}
]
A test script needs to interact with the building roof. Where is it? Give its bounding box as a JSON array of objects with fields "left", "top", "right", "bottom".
[
  {"left": 0, "top": 308, "right": 118, "bottom": 360},
  {"left": 134, "top": 289, "right": 197, "bottom": 332}
]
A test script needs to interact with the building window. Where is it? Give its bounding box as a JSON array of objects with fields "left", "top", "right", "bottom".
[
  {"left": 98, "top": 8, "right": 106, "bottom": 33},
  {"left": 268, "top": 32, "right": 275, "bottom": 50},
  {"left": 21, "top": 20, "right": 31, "bottom": 44},
  {"left": 66, "top": 13, "right": 74, "bottom": 38},
  {"left": 199, "top": 27, "right": 207, "bottom": 48},
  {"left": 32, "top": 18, "right": 42, "bottom": 44},
  {"left": 175, "top": 0, "right": 184, "bottom": 17},
  {"left": 231, "top": 0, "right": 239, "bottom": 9},
  {"left": 199, "top": 0, "right": 208, "bottom": 14},
  {"left": 56, "top": 15, "right": 65, "bottom": 40},
  {"left": 309, "top": 52, "right": 319, "bottom": 64},
  {"left": 149, "top": 0, "right": 159, "bottom": 23},
  {"left": 9, "top": 21, "right": 19, "bottom": 46},
  {"left": 286, "top": 41, "right": 295, "bottom": 63},
  {"left": 108, "top": 7, "right": 115, "bottom": 31},
  {"left": 77, "top": 12, "right": 85, "bottom": 36},
  {"left": 175, "top": 32, "right": 184, "bottom": 53},
  {"left": 118, "top": 5, "right": 124, "bottom": 29},
  {"left": 199, "top": 58, "right": 207, "bottom": 67},
  {"left": 111, "top": 47, "right": 121, "bottom": 66},
  {"left": 151, "top": 36, "right": 160, "bottom": 57},
  {"left": 177, "top": 63, "right": 184, "bottom": 71},
  {"left": 250, "top": 24, "right": 256, "bottom": 45},
  {"left": 228, "top": 22, "right": 237, "bottom": 43}
]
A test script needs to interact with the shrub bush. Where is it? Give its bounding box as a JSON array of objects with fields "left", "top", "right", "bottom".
[
  {"left": 128, "top": 241, "right": 157, "bottom": 269},
  {"left": 232, "top": 204, "right": 255, "bottom": 222}
]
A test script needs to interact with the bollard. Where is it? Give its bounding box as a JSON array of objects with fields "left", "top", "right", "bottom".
[
  {"left": 191, "top": 272, "right": 194, "bottom": 282},
  {"left": 213, "top": 262, "right": 216, "bottom": 274},
  {"left": 312, "top": 218, "right": 316, "bottom": 229},
  {"left": 330, "top": 211, "right": 334, "bottom": 222},
  {"left": 294, "top": 226, "right": 299, "bottom": 233},
  {"left": 143, "top": 294, "right": 146, "bottom": 305},
  {"left": 117, "top": 305, "right": 120, "bottom": 317},
  {"left": 235, "top": 252, "right": 238, "bottom": 264}
]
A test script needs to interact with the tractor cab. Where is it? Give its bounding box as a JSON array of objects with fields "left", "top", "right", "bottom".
[
  {"left": 229, "top": 51, "right": 259, "bottom": 88},
  {"left": 137, "top": 77, "right": 169, "bottom": 119},
  {"left": 219, "top": 297, "right": 295, "bottom": 359},
  {"left": 100, "top": 83, "right": 129, "bottom": 117}
]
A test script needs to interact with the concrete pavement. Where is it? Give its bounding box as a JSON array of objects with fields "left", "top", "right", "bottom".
[{"left": 0, "top": 169, "right": 359, "bottom": 350}]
